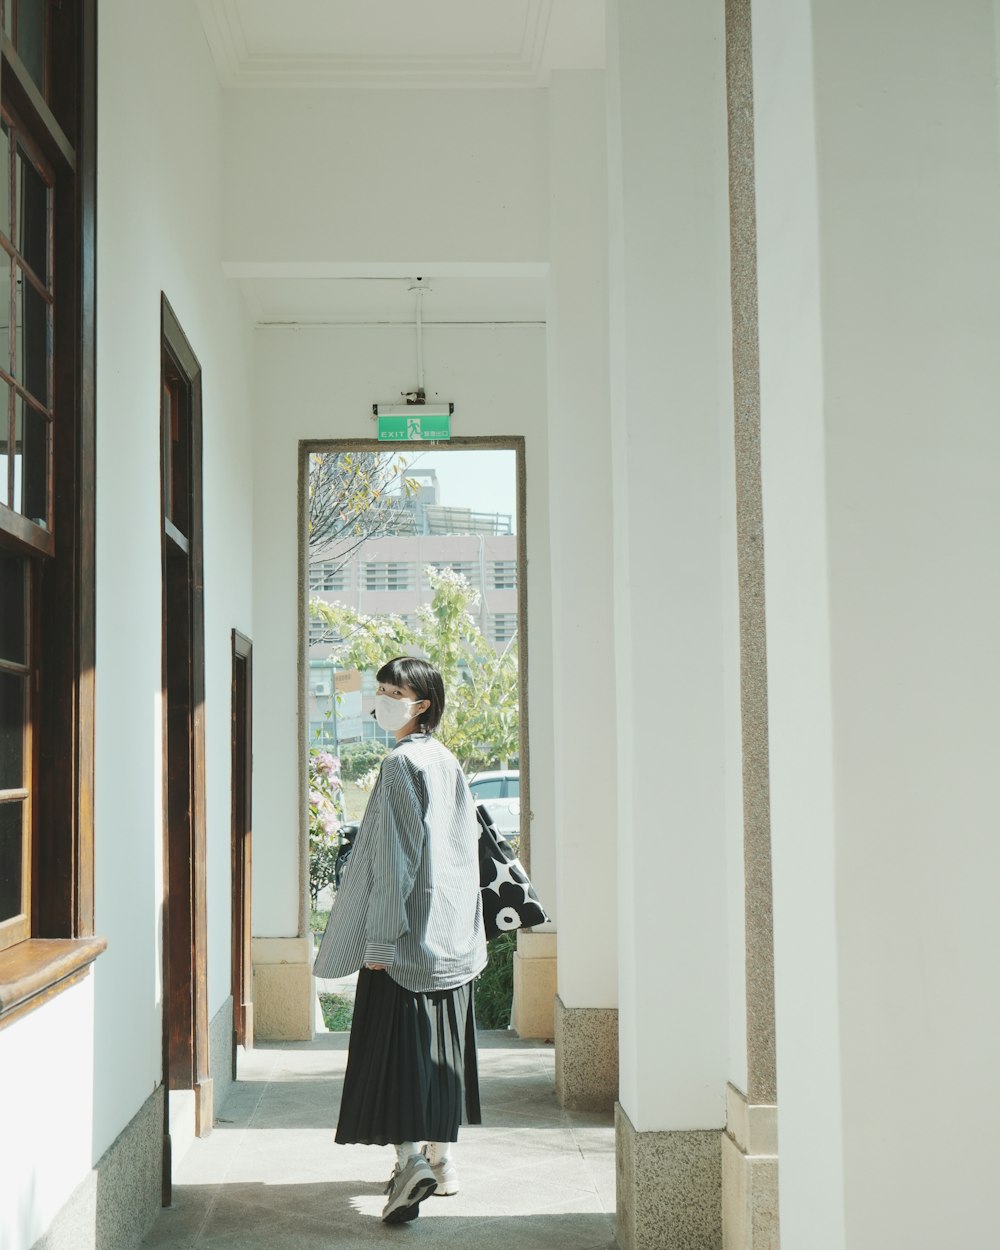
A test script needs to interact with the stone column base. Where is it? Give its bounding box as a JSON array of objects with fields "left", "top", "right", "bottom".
[
  {"left": 722, "top": 1084, "right": 779, "bottom": 1249},
  {"left": 616, "top": 1103, "right": 723, "bottom": 1250},
  {"left": 251, "top": 937, "right": 314, "bottom": 1041},
  {"left": 554, "top": 994, "right": 618, "bottom": 1111},
  {"left": 511, "top": 930, "right": 557, "bottom": 1039}
]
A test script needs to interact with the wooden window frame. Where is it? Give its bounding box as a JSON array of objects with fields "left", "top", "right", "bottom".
[{"left": 0, "top": 0, "right": 104, "bottom": 1030}]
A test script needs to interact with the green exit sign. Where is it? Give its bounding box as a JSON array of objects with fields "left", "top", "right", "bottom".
[{"left": 375, "top": 406, "right": 452, "bottom": 442}]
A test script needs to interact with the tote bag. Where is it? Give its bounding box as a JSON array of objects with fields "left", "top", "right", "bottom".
[{"left": 477, "top": 803, "right": 549, "bottom": 940}]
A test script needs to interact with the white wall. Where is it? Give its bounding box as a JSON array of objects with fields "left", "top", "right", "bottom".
[
  {"left": 607, "top": 0, "right": 737, "bottom": 1130},
  {"left": 92, "top": 0, "right": 254, "bottom": 1155},
  {"left": 251, "top": 323, "right": 550, "bottom": 938},
  {"left": 757, "top": 0, "right": 1000, "bottom": 1246},
  {"left": 222, "top": 88, "right": 547, "bottom": 266},
  {"left": 3, "top": 4, "right": 253, "bottom": 1241},
  {"left": 752, "top": 0, "right": 845, "bottom": 1239},
  {"left": 0, "top": 980, "right": 96, "bottom": 1250},
  {"left": 545, "top": 70, "right": 617, "bottom": 1010}
]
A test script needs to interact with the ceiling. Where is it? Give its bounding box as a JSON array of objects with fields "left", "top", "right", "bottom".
[
  {"left": 200, "top": 2, "right": 601, "bottom": 325},
  {"left": 197, "top": 0, "right": 605, "bottom": 89},
  {"left": 240, "top": 275, "right": 547, "bottom": 326}
]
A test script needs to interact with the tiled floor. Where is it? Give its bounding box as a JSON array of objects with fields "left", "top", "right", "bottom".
[{"left": 143, "top": 1031, "right": 617, "bottom": 1250}]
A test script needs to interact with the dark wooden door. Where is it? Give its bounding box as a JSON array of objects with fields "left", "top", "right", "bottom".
[
  {"left": 231, "top": 631, "right": 253, "bottom": 1077},
  {"left": 160, "top": 297, "right": 211, "bottom": 1207}
]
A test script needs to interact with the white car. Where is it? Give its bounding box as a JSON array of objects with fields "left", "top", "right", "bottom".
[{"left": 469, "top": 769, "right": 520, "bottom": 839}]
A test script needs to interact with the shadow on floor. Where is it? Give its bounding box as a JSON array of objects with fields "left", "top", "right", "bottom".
[
  {"left": 147, "top": 1182, "right": 615, "bottom": 1249},
  {"left": 143, "top": 1031, "right": 617, "bottom": 1250}
]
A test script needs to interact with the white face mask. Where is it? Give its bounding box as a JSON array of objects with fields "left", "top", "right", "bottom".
[{"left": 374, "top": 693, "right": 422, "bottom": 734}]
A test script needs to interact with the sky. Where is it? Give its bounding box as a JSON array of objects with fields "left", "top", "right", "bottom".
[{"left": 393, "top": 448, "right": 518, "bottom": 529}]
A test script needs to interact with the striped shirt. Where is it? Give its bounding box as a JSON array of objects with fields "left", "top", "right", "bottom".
[{"left": 313, "top": 733, "right": 487, "bottom": 993}]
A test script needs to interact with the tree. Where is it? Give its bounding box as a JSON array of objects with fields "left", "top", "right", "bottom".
[
  {"left": 308, "top": 450, "right": 418, "bottom": 566},
  {"left": 310, "top": 567, "right": 519, "bottom": 774}
]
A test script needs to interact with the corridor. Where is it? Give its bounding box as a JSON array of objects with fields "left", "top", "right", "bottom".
[{"left": 142, "top": 1033, "right": 615, "bottom": 1250}]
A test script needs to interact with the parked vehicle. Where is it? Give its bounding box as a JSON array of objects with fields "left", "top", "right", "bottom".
[{"left": 468, "top": 769, "right": 520, "bottom": 839}]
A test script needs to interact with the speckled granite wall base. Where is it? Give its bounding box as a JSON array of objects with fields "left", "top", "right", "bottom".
[
  {"left": 616, "top": 1103, "right": 722, "bottom": 1250},
  {"left": 209, "top": 995, "right": 234, "bottom": 1108},
  {"left": 554, "top": 994, "right": 618, "bottom": 1111},
  {"left": 31, "top": 1085, "right": 162, "bottom": 1250},
  {"left": 722, "top": 1084, "right": 779, "bottom": 1249}
]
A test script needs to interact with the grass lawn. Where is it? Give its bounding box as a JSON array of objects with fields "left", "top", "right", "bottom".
[{"left": 342, "top": 780, "right": 369, "bottom": 823}]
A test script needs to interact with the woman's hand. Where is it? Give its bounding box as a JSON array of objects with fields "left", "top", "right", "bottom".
[{"left": 364, "top": 963, "right": 387, "bottom": 971}]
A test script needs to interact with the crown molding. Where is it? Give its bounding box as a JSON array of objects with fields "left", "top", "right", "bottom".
[{"left": 197, "top": 0, "right": 556, "bottom": 89}]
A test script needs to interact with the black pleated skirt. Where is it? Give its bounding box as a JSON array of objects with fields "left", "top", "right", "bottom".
[{"left": 335, "top": 969, "right": 481, "bottom": 1146}]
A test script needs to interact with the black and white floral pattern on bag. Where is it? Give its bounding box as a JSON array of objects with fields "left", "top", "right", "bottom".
[{"left": 477, "top": 805, "right": 549, "bottom": 940}]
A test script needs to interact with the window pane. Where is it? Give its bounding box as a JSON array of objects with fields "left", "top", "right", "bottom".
[
  {"left": 0, "top": 800, "right": 24, "bottom": 922},
  {"left": 0, "top": 123, "right": 11, "bottom": 242},
  {"left": 0, "top": 376, "right": 9, "bottom": 508},
  {"left": 16, "top": 145, "right": 49, "bottom": 285},
  {"left": 0, "top": 671, "right": 25, "bottom": 790},
  {"left": 14, "top": 267, "right": 48, "bottom": 406},
  {"left": 0, "top": 257, "right": 10, "bottom": 373},
  {"left": 506, "top": 777, "right": 520, "bottom": 797},
  {"left": 471, "top": 779, "right": 503, "bottom": 799},
  {"left": 13, "top": 395, "right": 48, "bottom": 524},
  {"left": 0, "top": 552, "right": 25, "bottom": 664},
  {"left": 15, "top": 0, "right": 46, "bottom": 95}
]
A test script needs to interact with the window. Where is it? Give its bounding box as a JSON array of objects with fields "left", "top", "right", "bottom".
[
  {"left": 0, "top": 17, "right": 58, "bottom": 957},
  {"left": 309, "top": 721, "right": 337, "bottom": 746},
  {"left": 488, "top": 560, "right": 517, "bottom": 590},
  {"left": 422, "top": 561, "right": 480, "bottom": 589},
  {"left": 0, "top": 550, "right": 29, "bottom": 948},
  {"left": 362, "top": 717, "right": 393, "bottom": 745},
  {"left": 309, "top": 560, "right": 351, "bottom": 592},
  {"left": 470, "top": 778, "right": 504, "bottom": 800},
  {"left": 2, "top": 2, "right": 50, "bottom": 98},
  {"left": 309, "top": 619, "right": 341, "bottom": 646},
  {"left": 488, "top": 614, "right": 517, "bottom": 647},
  {"left": 0, "top": 1, "right": 103, "bottom": 1012},
  {"left": 364, "top": 561, "right": 415, "bottom": 592}
]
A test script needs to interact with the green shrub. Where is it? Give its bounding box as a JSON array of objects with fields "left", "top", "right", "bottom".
[
  {"left": 475, "top": 931, "right": 516, "bottom": 1029},
  {"left": 340, "top": 740, "right": 389, "bottom": 781},
  {"left": 319, "top": 992, "right": 355, "bottom": 1031}
]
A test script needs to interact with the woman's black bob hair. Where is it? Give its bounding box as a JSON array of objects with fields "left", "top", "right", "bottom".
[{"left": 376, "top": 656, "right": 445, "bottom": 733}]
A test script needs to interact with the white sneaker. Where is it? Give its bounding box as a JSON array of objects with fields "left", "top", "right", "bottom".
[
  {"left": 382, "top": 1154, "right": 437, "bottom": 1223},
  {"left": 423, "top": 1143, "right": 459, "bottom": 1196}
]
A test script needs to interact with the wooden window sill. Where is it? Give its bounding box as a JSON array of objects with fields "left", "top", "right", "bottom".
[{"left": 0, "top": 936, "right": 107, "bottom": 1031}]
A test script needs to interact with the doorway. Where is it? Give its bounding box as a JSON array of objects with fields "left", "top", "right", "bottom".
[
  {"left": 231, "top": 630, "right": 254, "bottom": 1076},
  {"left": 159, "top": 295, "right": 211, "bottom": 1204},
  {"left": 300, "top": 438, "right": 529, "bottom": 951}
]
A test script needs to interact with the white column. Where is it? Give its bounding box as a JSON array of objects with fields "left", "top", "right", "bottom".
[
  {"left": 754, "top": 1, "right": 1000, "bottom": 1247},
  {"left": 607, "top": 1, "right": 737, "bottom": 1245},
  {"left": 542, "top": 69, "right": 618, "bottom": 1106}
]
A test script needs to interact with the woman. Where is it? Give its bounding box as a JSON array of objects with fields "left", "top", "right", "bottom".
[{"left": 313, "top": 656, "right": 487, "bottom": 1224}]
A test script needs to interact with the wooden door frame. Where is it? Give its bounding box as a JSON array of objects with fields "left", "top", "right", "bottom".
[
  {"left": 159, "top": 295, "right": 212, "bottom": 1207},
  {"left": 230, "top": 629, "right": 253, "bottom": 1077}
]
